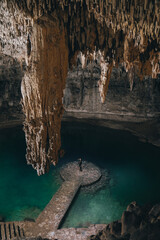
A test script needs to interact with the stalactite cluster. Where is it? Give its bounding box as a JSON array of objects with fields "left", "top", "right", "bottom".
[{"left": 5, "top": 0, "right": 160, "bottom": 100}]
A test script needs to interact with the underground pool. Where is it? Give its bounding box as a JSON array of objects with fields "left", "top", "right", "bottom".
[{"left": 0, "top": 121, "right": 160, "bottom": 228}]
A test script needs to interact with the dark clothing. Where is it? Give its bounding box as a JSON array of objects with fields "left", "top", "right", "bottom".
[{"left": 78, "top": 158, "right": 82, "bottom": 171}]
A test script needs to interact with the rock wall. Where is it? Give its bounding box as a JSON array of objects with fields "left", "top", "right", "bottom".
[
  {"left": 0, "top": 0, "right": 32, "bottom": 59},
  {"left": 1, "top": 57, "right": 160, "bottom": 126},
  {"left": 0, "top": 54, "right": 23, "bottom": 124},
  {"left": 2, "top": 0, "right": 159, "bottom": 109},
  {"left": 64, "top": 59, "right": 160, "bottom": 121}
]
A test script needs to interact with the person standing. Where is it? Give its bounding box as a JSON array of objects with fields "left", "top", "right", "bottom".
[{"left": 78, "top": 158, "right": 82, "bottom": 171}]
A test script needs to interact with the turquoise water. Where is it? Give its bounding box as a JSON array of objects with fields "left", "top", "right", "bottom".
[
  {"left": 0, "top": 122, "right": 160, "bottom": 227},
  {"left": 0, "top": 126, "right": 61, "bottom": 221},
  {"left": 60, "top": 121, "right": 160, "bottom": 227}
]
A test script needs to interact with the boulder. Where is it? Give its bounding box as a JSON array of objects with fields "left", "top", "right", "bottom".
[
  {"left": 89, "top": 235, "right": 101, "bottom": 240},
  {"left": 148, "top": 204, "right": 160, "bottom": 223},
  {"left": 126, "top": 202, "right": 142, "bottom": 216},
  {"left": 121, "top": 210, "right": 141, "bottom": 235},
  {"left": 101, "top": 233, "right": 117, "bottom": 240},
  {"left": 126, "top": 201, "right": 137, "bottom": 212},
  {"left": 130, "top": 221, "right": 160, "bottom": 240},
  {"left": 119, "top": 233, "right": 130, "bottom": 240},
  {"left": 110, "top": 221, "right": 121, "bottom": 236}
]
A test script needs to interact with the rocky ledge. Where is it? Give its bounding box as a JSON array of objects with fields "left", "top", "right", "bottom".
[{"left": 88, "top": 202, "right": 160, "bottom": 240}]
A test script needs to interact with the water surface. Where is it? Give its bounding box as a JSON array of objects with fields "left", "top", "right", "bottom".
[
  {"left": 60, "top": 121, "right": 160, "bottom": 227},
  {"left": 0, "top": 122, "right": 160, "bottom": 227}
]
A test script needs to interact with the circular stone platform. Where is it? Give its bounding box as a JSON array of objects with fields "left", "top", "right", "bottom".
[{"left": 60, "top": 161, "right": 101, "bottom": 186}]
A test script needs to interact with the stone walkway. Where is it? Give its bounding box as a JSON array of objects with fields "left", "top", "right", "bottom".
[
  {"left": 0, "top": 161, "right": 103, "bottom": 240},
  {"left": 25, "top": 179, "right": 81, "bottom": 238}
]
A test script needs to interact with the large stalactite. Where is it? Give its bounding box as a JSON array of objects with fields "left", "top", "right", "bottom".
[
  {"left": 21, "top": 15, "right": 68, "bottom": 175},
  {"left": 2, "top": 0, "right": 159, "bottom": 174}
]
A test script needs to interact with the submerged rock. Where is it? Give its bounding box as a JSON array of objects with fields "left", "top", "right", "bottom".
[
  {"left": 110, "top": 221, "right": 121, "bottom": 237},
  {"left": 0, "top": 215, "right": 5, "bottom": 222},
  {"left": 121, "top": 210, "right": 141, "bottom": 235}
]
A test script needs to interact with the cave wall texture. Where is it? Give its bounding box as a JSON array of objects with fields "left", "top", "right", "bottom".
[
  {"left": 1, "top": 54, "right": 160, "bottom": 124},
  {"left": 0, "top": 54, "right": 23, "bottom": 122},
  {"left": 0, "top": 0, "right": 160, "bottom": 174},
  {"left": 64, "top": 58, "right": 160, "bottom": 121}
]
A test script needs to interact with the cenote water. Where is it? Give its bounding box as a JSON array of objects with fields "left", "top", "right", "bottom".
[{"left": 0, "top": 121, "right": 160, "bottom": 228}]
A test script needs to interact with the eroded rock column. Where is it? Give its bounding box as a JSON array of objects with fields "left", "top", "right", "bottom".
[{"left": 21, "top": 15, "right": 68, "bottom": 175}]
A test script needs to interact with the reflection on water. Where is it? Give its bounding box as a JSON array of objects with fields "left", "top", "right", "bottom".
[
  {"left": 3, "top": 0, "right": 160, "bottom": 174},
  {"left": 0, "top": 122, "right": 160, "bottom": 227}
]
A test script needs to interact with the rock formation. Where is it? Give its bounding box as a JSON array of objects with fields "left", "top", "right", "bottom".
[
  {"left": 88, "top": 202, "right": 160, "bottom": 240},
  {"left": 21, "top": 15, "right": 68, "bottom": 175},
  {"left": 0, "top": 0, "right": 159, "bottom": 174}
]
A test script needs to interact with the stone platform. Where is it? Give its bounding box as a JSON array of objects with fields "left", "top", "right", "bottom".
[
  {"left": 0, "top": 161, "right": 103, "bottom": 240},
  {"left": 60, "top": 161, "right": 102, "bottom": 186}
]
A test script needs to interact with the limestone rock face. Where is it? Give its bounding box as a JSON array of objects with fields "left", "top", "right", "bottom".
[
  {"left": 64, "top": 60, "right": 160, "bottom": 121},
  {"left": 0, "top": 0, "right": 32, "bottom": 59},
  {"left": 0, "top": 54, "right": 23, "bottom": 123},
  {"left": 21, "top": 15, "right": 68, "bottom": 175}
]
